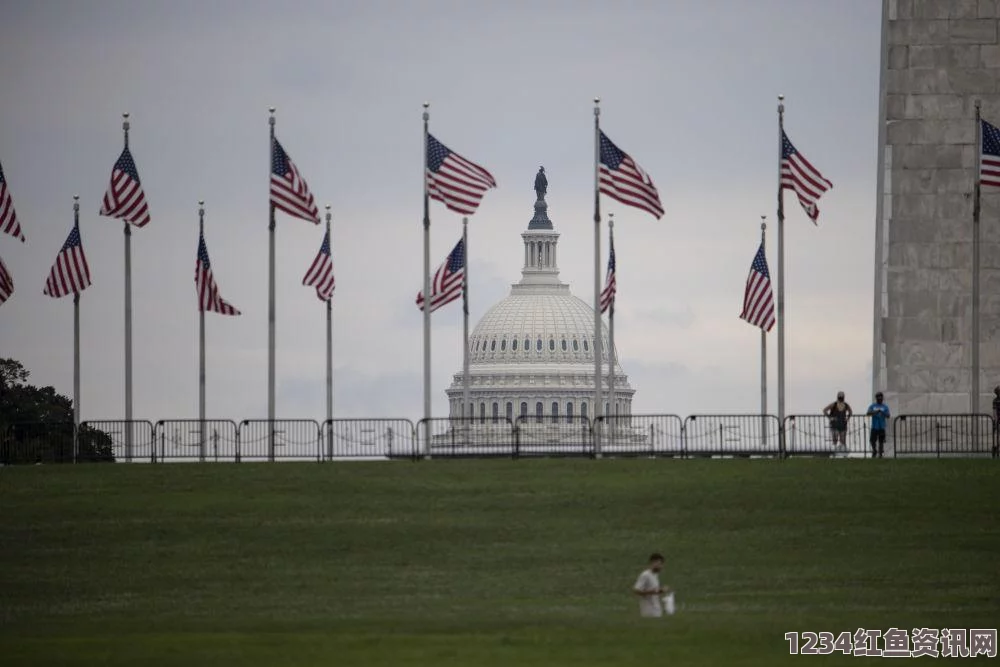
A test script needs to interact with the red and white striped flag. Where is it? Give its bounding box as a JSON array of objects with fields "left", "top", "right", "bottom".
[
  {"left": 980, "top": 118, "right": 1000, "bottom": 187},
  {"left": 196, "top": 230, "right": 240, "bottom": 315},
  {"left": 780, "top": 131, "right": 832, "bottom": 224},
  {"left": 416, "top": 237, "right": 465, "bottom": 313},
  {"left": 0, "top": 253, "right": 13, "bottom": 305},
  {"left": 599, "top": 233, "right": 616, "bottom": 314},
  {"left": 43, "top": 222, "right": 91, "bottom": 298},
  {"left": 99, "top": 147, "right": 151, "bottom": 227},
  {"left": 271, "top": 137, "right": 319, "bottom": 223},
  {"left": 739, "top": 241, "right": 775, "bottom": 332},
  {"left": 302, "top": 229, "right": 335, "bottom": 301},
  {"left": 599, "top": 131, "right": 663, "bottom": 220},
  {"left": 426, "top": 134, "right": 496, "bottom": 216},
  {"left": 0, "top": 159, "right": 24, "bottom": 242}
]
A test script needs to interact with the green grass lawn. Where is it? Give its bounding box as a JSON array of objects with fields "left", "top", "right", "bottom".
[{"left": 0, "top": 459, "right": 997, "bottom": 666}]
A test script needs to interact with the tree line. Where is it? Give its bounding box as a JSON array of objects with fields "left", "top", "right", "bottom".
[{"left": 0, "top": 358, "right": 114, "bottom": 463}]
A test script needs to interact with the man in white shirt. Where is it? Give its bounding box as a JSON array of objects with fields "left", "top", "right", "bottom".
[{"left": 633, "top": 552, "right": 670, "bottom": 617}]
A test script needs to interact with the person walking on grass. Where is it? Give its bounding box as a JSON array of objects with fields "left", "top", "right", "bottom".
[
  {"left": 823, "top": 391, "right": 852, "bottom": 452},
  {"left": 866, "top": 391, "right": 890, "bottom": 459},
  {"left": 633, "top": 553, "right": 671, "bottom": 618}
]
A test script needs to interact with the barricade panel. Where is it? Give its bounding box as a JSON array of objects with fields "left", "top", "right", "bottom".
[
  {"left": 154, "top": 420, "right": 239, "bottom": 462},
  {"left": 682, "top": 414, "right": 781, "bottom": 457},
  {"left": 237, "top": 420, "right": 321, "bottom": 461},
  {"left": 515, "top": 415, "right": 593, "bottom": 458},
  {"left": 322, "top": 419, "right": 417, "bottom": 460},
  {"left": 593, "top": 414, "right": 684, "bottom": 457},
  {"left": 784, "top": 415, "right": 871, "bottom": 458},
  {"left": 892, "top": 414, "right": 995, "bottom": 457},
  {"left": 420, "top": 417, "right": 516, "bottom": 458}
]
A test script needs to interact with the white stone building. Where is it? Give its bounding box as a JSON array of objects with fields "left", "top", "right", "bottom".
[
  {"left": 444, "top": 176, "right": 635, "bottom": 423},
  {"left": 875, "top": 0, "right": 1000, "bottom": 413}
]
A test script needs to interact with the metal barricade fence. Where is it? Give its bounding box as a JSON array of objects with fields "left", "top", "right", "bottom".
[
  {"left": 892, "top": 414, "right": 995, "bottom": 458},
  {"left": 419, "top": 417, "right": 516, "bottom": 458},
  {"left": 322, "top": 419, "right": 417, "bottom": 460},
  {"left": 80, "top": 420, "right": 154, "bottom": 463},
  {"left": 594, "top": 414, "right": 684, "bottom": 457},
  {"left": 237, "top": 420, "right": 321, "bottom": 461},
  {"left": 0, "top": 421, "right": 74, "bottom": 464},
  {"left": 682, "top": 414, "right": 782, "bottom": 457},
  {"left": 3, "top": 413, "right": 998, "bottom": 465},
  {"left": 154, "top": 420, "right": 239, "bottom": 462},
  {"left": 784, "top": 415, "right": 871, "bottom": 458},
  {"left": 515, "top": 415, "right": 593, "bottom": 458}
]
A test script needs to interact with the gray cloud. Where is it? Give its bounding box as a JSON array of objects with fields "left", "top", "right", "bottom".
[
  {"left": 0, "top": 0, "right": 882, "bottom": 422},
  {"left": 632, "top": 305, "right": 697, "bottom": 330}
]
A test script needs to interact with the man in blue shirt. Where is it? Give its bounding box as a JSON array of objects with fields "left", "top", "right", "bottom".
[{"left": 866, "top": 392, "right": 890, "bottom": 458}]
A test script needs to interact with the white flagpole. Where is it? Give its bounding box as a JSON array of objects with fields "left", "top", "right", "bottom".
[
  {"left": 593, "top": 97, "right": 603, "bottom": 459},
  {"left": 607, "top": 213, "right": 615, "bottom": 448},
  {"left": 462, "top": 217, "right": 470, "bottom": 422},
  {"left": 422, "top": 102, "right": 432, "bottom": 458},
  {"left": 760, "top": 216, "right": 768, "bottom": 447},
  {"left": 325, "top": 205, "right": 334, "bottom": 460},
  {"left": 122, "top": 113, "right": 134, "bottom": 463},
  {"left": 72, "top": 195, "right": 81, "bottom": 464},
  {"left": 268, "top": 107, "right": 276, "bottom": 462},
  {"left": 198, "top": 201, "right": 206, "bottom": 463},
  {"left": 973, "top": 100, "right": 982, "bottom": 413},
  {"left": 776, "top": 95, "right": 787, "bottom": 456}
]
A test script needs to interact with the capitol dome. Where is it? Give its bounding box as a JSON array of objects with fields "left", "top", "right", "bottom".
[{"left": 446, "top": 169, "right": 635, "bottom": 423}]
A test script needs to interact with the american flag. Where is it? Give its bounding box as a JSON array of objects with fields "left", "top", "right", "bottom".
[
  {"left": 980, "top": 118, "right": 1000, "bottom": 187},
  {"left": 739, "top": 241, "right": 775, "bottom": 332},
  {"left": 43, "top": 222, "right": 91, "bottom": 298},
  {"left": 599, "top": 233, "right": 616, "bottom": 314},
  {"left": 302, "top": 229, "right": 335, "bottom": 301},
  {"left": 416, "top": 237, "right": 465, "bottom": 313},
  {"left": 0, "top": 159, "right": 24, "bottom": 242},
  {"left": 271, "top": 137, "right": 319, "bottom": 223},
  {"left": 0, "top": 253, "right": 13, "bottom": 305},
  {"left": 426, "top": 134, "right": 496, "bottom": 216},
  {"left": 780, "top": 131, "right": 832, "bottom": 224},
  {"left": 196, "top": 230, "right": 240, "bottom": 316},
  {"left": 99, "top": 147, "right": 151, "bottom": 227},
  {"left": 599, "top": 131, "right": 664, "bottom": 220}
]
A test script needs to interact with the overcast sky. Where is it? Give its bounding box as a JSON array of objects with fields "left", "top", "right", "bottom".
[{"left": 0, "top": 0, "right": 883, "bottom": 423}]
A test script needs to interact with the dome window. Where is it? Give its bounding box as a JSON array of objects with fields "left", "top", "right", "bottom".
[
  {"left": 561, "top": 339, "right": 567, "bottom": 351},
  {"left": 573, "top": 339, "right": 579, "bottom": 351},
  {"left": 491, "top": 339, "right": 496, "bottom": 351},
  {"left": 536, "top": 338, "right": 542, "bottom": 351},
  {"left": 583, "top": 339, "right": 589, "bottom": 352},
  {"left": 500, "top": 339, "right": 507, "bottom": 351},
  {"left": 512, "top": 339, "right": 518, "bottom": 351},
  {"left": 524, "top": 338, "right": 530, "bottom": 352},
  {"left": 549, "top": 339, "right": 555, "bottom": 351}
]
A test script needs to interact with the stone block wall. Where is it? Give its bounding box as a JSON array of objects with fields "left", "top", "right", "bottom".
[{"left": 878, "top": 0, "right": 1000, "bottom": 413}]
